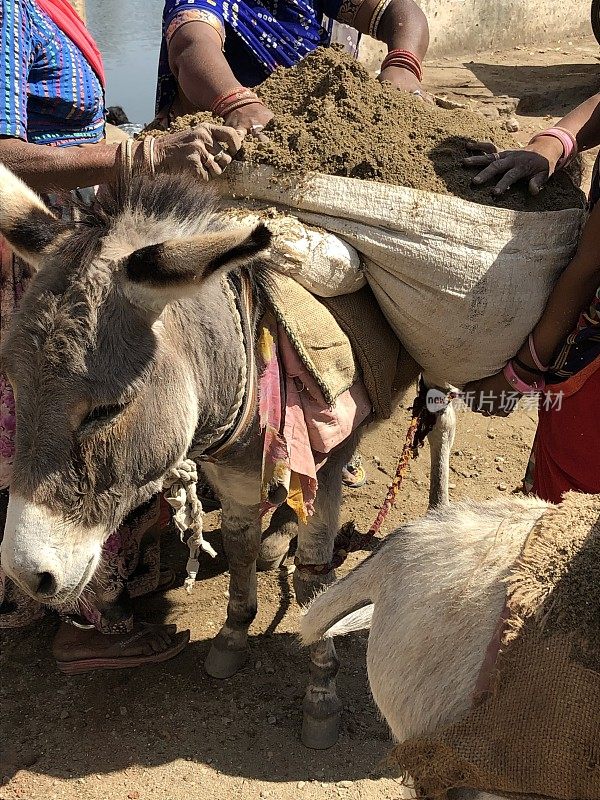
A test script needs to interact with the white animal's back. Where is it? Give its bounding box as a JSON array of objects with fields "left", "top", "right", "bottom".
[
  {"left": 301, "top": 495, "right": 550, "bottom": 799},
  {"left": 365, "top": 496, "right": 547, "bottom": 740}
]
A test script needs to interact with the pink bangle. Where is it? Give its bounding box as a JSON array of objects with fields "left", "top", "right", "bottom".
[
  {"left": 503, "top": 360, "right": 546, "bottom": 394},
  {"left": 528, "top": 333, "right": 549, "bottom": 372},
  {"left": 528, "top": 127, "right": 577, "bottom": 168}
]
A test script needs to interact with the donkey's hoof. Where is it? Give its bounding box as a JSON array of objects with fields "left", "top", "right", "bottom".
[
  {"left": 256, "top": 553, "right": 287, "bottom": 572},
  {"left": 257, "top": 533, "right": 293, "bottom": 572},
  {"left": 205, "top": 644, "right": 248, "bottom": 679},
  {"left": 301, "top": 711, "right": 340, "bottom": 750}
]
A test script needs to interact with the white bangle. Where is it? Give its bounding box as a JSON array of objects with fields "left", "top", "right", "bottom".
[
  {"left": 149, "top": 137, "right": 156, "bottom": 177},
  {"left": 125, "top": 138, "right": 133, "bottom": 179},
  {"left": 141, "top": 136, "right": 157, "bottom": 177}
]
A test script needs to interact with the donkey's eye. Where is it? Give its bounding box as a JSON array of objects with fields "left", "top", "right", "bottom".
[{"left": 79, "top": 403, "right": 128, "bottom": 432}]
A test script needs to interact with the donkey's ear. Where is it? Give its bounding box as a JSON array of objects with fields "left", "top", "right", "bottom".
[
  {"left": 122, "top": 223, "right": 271, "bottom": 315},
  {"left": 0, "top": 164, "right": 69, "bottom": 268}
]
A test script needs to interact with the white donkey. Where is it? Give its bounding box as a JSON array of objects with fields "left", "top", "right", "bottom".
[{"left": 301, "top": 493, "right": 551, "bottom": 799}]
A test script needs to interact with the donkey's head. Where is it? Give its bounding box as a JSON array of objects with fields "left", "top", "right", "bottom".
[{"left": 0, "top": 166, "right": 270, "bottom": 605}]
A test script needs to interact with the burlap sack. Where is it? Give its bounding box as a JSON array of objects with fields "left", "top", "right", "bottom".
[
  {"left": 263, "top": 271, "right": 401, "bottom": 417},
  {"left": 222, "top": 165, "right": 585, "bottom": 388},
  {"left": 222, "top": 206, "right": 366, "bottom": 297}
]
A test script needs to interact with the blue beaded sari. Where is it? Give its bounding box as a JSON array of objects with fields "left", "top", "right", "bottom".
[{"left": 156, "top": 0, "right": 356, "bottom": 114}]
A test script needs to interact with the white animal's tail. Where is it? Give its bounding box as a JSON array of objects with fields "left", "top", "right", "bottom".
[{"left": 300, "top": 556, "right": 377, "bottom": 645}]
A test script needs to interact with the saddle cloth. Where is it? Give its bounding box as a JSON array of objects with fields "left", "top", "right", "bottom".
[{"left": 262, "top": 270, "right": 411, "bottom": 419}]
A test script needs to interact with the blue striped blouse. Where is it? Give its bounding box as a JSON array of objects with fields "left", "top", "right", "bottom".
[{"left": 0, "top": 0, "right": 105, "bottom": 147}]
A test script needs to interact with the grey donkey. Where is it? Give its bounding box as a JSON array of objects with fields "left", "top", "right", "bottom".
[{"left": 0, "top": 165, "right": 454, "bottom": 748}]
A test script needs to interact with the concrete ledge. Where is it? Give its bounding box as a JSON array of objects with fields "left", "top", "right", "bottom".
[
  {"left": 423, "top": 0, "right": 591, "bottom": 56},
  {"left": 360, "top": 0, "right": 592, "bottom": 62}
]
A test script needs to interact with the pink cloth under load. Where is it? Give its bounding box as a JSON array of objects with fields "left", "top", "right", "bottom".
[{"left": 258, "top": 317, "right": 371, "bottom": 522}]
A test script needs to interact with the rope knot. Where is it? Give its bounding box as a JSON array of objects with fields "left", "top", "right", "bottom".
[{"left": 163, "top": 457, "right": 217, "bottom": 593}]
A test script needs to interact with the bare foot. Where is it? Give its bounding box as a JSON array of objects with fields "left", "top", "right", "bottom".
[{"left": 52, "top": 620, "right": 190, "bottom": 674}]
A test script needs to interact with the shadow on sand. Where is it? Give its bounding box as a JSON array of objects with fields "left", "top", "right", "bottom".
[{"left": 1, "top": 527, "right": 390, "bottom": 789}]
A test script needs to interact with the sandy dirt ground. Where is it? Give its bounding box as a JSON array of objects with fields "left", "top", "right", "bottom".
[{"left": 2, "top": 34, "right": 600, "bottom": 800}]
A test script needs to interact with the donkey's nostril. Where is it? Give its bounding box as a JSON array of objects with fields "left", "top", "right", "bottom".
[{"left": 36, "top": 571, "right": 58, "bottom": 598}]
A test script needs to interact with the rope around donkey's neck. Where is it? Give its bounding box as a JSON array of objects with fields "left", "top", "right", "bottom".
[
  {"left": 163, "top": 279, "right": 249, "bottom": 592},
  {"left": 188, "top": 278, "right": 248, "bottom": 459}
]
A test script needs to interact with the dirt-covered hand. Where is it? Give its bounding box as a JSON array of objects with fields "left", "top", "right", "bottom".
[
  {"left": 223, "top": 103, "right": 274, "bottom": 142},
  {"left": 463, "top": 371, "right": 521, "bottom": 417},
  {"left": 154, "top": 123, "right": 244, "bottom": 181},
  {"left": 463, "top": 136, "right": 564, "bottom": 196},
  {"left": 378, "top": 66, "right": 433, "bottom": 103}
]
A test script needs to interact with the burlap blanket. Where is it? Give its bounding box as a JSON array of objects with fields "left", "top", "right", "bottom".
[
  {"left": 262, "top": 271, "right": 412, "bottom": 418},
  {"left": 392, "top": 491, "right": 600, "bottom": 800}
]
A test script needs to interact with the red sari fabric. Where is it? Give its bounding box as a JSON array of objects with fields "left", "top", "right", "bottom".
[
  {"left": 532, "top": 356, "right": 600, "bottom": 503},
  {"left": 36, "top": 0, "right": 105, "bottom": 86}
]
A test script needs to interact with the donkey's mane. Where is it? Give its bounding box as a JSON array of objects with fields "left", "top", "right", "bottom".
[
  {"left": 29, "top": 174, "right": 222, "bottom": 288},
  {"left": 75, "top": 174, "right": 220, "bottom": 234}
]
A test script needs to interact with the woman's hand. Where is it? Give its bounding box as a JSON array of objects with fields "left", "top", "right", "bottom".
[
  {"left": 378, "top": 66, "right": 433, "bottom": 103},
  {"left": 154, "top": 123, "right": 244, "bottom": 181},
  {"left": 223, "top": 102, "right": 274, "bottom": 141},
  {"left": 463, "top": 371, "right": 522, "bottom": 417},
  {"left": 463, "top": 135, "right": 564, "bottom": 196}
]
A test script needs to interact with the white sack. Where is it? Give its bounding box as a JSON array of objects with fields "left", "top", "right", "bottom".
[
  {"left": 223, "top": 165, "right": 585, "bottom": 388},
  {"left": 222, "top": 207, "right": 365, "bottom": 297}
]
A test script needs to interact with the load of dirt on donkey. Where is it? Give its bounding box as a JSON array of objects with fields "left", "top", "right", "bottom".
[{"left": 150, "top": 45, "right": 585, "bottom": 213}]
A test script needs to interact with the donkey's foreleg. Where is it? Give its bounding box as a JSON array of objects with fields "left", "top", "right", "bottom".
[
  {"left": 427, "top": 400, "right": 456, "bottom": 508},
  {"left": 295, "top": 567, "right": 340, "bottom": 749},
  {"left": 205, "top": 500, "right": 261, "bottom": 679},
  {"left": 294, "top": 444, "right": 352, "bottom": 750}
]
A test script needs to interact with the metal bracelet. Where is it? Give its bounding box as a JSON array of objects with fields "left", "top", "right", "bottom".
[
  {"left": 142, "top": 136, "right": 157, "bottom": 177},
  {"left": 369, "top": 0, "right": 393, "bottom": 38},
  {"left": 149, "top": 137, "right": 156, "bottom": 176},
  {"left": 63, "top": 614, "right": 96, "bottom": 631}
]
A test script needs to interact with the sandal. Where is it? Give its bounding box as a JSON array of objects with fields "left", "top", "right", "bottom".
[{"left": 54, "top": 621, "right": 190, "bottom": 675}]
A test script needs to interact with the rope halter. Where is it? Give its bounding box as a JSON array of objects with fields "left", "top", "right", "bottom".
[
  {"left": 161, "top": 277, "right": 252, "bottom": 592},
  {"left": 162, "top": 458, "right": 217, "bottom": 594}
]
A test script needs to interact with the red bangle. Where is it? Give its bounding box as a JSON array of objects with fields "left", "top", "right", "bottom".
[
  {"left": 384, "top": 48, "right": 421, "bottom": 64},
  {"left": 384, "top": 48, "right": 421, "bottom": 69},
  {"left": 211, "top": 89, "right": 243, "bottom": 112},
  {"left": 381, "top": 48, "right": 423, "bottom": 81},
  {"left": 381, "top": 59, "right": 422, "bottom": 82},
  {"left": 216, "top": 97, "right": 263, "bottom": 118},
  {"left": 211, "top": 87, "right": 260, "bottom": 117},
  {"left": 212, "top": 88, "right": 252, "bottom": 116}
]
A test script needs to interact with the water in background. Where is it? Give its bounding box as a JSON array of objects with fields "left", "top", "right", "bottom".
[{"left": 87, "top": 0, "right": 165, "bottom": 125}]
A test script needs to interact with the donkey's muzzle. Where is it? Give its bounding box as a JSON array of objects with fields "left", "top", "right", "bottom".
[{"left": 1, "top": 493, "right": 101, "bottom": 603}]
